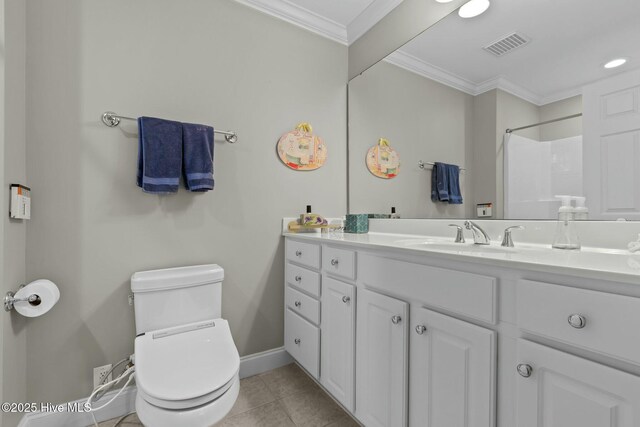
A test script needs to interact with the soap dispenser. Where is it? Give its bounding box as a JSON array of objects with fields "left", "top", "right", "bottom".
[
  {"left": 574, "top": 196, "right": 589, "bottom": 220},
  {"left": 552, "top": 195, "right": 580, "bottom": 250},
  {"left": 390, "top": 207, "right": 400, "bottom": 219}
]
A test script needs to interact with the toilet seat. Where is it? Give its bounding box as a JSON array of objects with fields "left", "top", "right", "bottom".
[{"left": 135, "top": 318, "right": 240, "bottom": 410}]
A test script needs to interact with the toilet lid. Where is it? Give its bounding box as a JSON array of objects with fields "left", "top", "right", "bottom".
[{"left": 135, "top": 319, "right": 240, "bottom": 402}]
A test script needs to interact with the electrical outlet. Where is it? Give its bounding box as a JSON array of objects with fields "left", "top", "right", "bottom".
[{"left": 93, "top": 364, "right": 112, "bottom": 389}]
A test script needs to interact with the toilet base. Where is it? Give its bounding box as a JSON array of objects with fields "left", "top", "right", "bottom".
[{"left": 136, "top": 374, "right": 239, "bottom": 427}]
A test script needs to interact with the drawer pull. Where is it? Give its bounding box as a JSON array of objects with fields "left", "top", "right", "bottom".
[
  {"left": 295, "top": 250, "right": 303, "bottom": 257},
  {"left": 415, "top": 325, "right": 427, "bottom": 335},
  {"left": 567, "top": 314, "right": 586, "bottom": 329},
  {"left": 517, "top": 364, "right": 533, "bottom": 378},
  {"left": 331, "top": 258, "right": 339, "bottom": 266},
  {"left": 295, "top": 275, "right": 302, "bottom": 282},
  {"left": 342, "top": 296, "right": 351, "bottom": 304},
  {"left": 294, "top": 301, "right": 301, "bottom": 308},
  {"left": 391, "top": 315, "right": 402, "bottom": 324},
  {"left": 294, "top": 338, "right": 301, "bottom": 345}
]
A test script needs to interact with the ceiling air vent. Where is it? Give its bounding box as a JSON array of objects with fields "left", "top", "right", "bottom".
[{"left": 483, "top": 32, "right": 530, "bottom": 57}]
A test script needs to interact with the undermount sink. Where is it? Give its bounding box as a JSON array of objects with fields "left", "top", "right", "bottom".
[{"left": 399, "top": 239, "right": 518, "bottom": 255}]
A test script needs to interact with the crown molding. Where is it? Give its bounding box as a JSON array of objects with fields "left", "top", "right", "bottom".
[
  {"left": 386, "top": 49, "right": 580, "bottom": 106},
  {"left": 235, "top": 0, "right": 404, "bottom": 46},
  {"left": 348, "top": 0, "right": 404, "bottom": 44},
  {"left": 385, "top": 50, "right": 478, "bottom": 95},
  {"left": 476, "top": 76, "right": 543, "bottom": 105},
  {"left": 235, "top": 0, "right": 348, "bottom": 44}
]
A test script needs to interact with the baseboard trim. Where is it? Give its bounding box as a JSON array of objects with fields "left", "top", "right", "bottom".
[
  {"left": 17, "top": 386, "right": 137, "bottom": 427},
  {"left": 239, "top": 346, "right": 293, "bottom": 379},
  {"left": 19, "top": 347, "right": 292, "bottom": 427}
]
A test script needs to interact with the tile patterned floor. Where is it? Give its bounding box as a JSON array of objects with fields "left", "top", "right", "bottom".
[{"left": 99, "top": 363, "right": 360, "bottom": 427}]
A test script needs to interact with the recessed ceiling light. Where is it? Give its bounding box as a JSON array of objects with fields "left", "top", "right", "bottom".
[
  {"left": 458, "top": 0, "right": 490, "bottom": 18},
  {"left": 435, "top": 0, "right": 454, "bottom": 3},
  {"left": 604, "top": 58, "right": 627, "bottom": 69}
]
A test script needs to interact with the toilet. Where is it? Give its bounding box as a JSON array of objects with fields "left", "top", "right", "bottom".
[{"left": 131, "top": 264, "right": 240, "bottom": 427}]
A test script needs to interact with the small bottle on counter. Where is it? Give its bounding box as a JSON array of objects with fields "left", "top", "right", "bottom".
[{"left": 390, "top": 207, "right": 401, "bottom": 219}]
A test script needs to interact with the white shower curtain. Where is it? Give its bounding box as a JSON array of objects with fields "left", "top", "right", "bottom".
[{"left": 504, "top": 133, "right": 583, "bottom": 219}]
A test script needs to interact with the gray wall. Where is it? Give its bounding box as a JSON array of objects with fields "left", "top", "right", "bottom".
[
  {"left": 470, "top": 90, "right": 498, "bottom": 214},
  {"left": 349, "top": 60, "right": 472, "bottom": 218},
  {"left": 2, "top": 0, "right": 27, "bottom": 425},
  {"left": 539, "top": 95, "right": 582, "bottom": 141},
  {"left": 25, "top": 0, "right": 346, "bottom": 406}
]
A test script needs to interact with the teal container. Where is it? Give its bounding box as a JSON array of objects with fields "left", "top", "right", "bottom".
[{"left": 345, "top": 214, "right": 369, "bottom": 233}]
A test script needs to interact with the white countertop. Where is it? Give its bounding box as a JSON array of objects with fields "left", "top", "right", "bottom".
[{"left": 283, "top": 230, "right": 640, "bottom": 285}]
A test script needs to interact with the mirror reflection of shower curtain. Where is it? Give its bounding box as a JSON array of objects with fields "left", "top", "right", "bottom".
[{"left": 504, "top": 133, "right": 583, "bottom": 219}]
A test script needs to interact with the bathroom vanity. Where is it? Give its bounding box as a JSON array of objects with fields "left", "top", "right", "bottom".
[{"left": 283, "top": 221, "right": 640, "bottom": 427}]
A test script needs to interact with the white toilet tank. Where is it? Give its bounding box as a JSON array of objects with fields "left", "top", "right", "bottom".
[{"left": 131, "top": 264, "right": 224, "bottom": 335}]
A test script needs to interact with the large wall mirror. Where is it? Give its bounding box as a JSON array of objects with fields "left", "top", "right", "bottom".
[{"left": 348, "top": 0, "right": 640, "bottom": 220}]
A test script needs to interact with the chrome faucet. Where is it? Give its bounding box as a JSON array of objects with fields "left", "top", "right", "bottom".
[
  {"left": 464, "top": 221, "right": 491, "bottom": 245},
  {"left": 448, "top": 224, "right": 465, "bottom": 243},
  {"left": 501, "top": 225, "right": 524, "bottom": 247}
]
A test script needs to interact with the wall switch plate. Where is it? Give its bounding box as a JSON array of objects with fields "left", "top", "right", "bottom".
[
  {"left": 93, "top": 364, "right": 112, "bottom": 389},
  {"left": 477, "top": 203, "right": 493, "bottom": 218}
]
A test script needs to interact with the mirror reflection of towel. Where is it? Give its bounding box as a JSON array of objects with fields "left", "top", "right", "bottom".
[{"left": 431, "top": 162, "right": 463, "bottom": 204}]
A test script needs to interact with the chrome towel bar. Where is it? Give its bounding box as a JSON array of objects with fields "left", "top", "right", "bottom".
[{"left": 101, "top": 111, "right": 238, "bottom": 143}]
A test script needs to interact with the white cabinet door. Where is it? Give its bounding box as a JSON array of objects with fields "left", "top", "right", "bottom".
[
  {"left": 410, "top": 307, "right": 495, "bottom": 427},
  {"left": 321, "top": 277, "right": 356, "bottom": 412},
  {"left": 516, "top": 339, "right": 640, "bottom": 427},
  {"left": 583, "top": 69, "right": 640, "bottom": 219},
  {"left": 356, "top": 288, "right": 408, "bottom": 427}
]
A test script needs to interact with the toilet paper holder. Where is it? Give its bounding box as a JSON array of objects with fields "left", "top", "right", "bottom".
[{"left": 4, "top": 285, "right": 42, "bottom": 312}]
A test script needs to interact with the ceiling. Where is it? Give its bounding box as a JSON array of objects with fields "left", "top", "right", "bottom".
[
  {"left": 389, "top": 0, "right": 640, "bottom": 105},
  {"left": 237, "top": 0, "right": 404, "bottom": 44}
]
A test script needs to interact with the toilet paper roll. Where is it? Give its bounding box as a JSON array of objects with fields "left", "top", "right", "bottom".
[{"left": 13, "top": 279, "right": 60, "bottom": 317}]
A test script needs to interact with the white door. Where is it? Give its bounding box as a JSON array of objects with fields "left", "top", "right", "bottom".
[
  {"left": 409, "top": 308, "right": 495, "bottom": 427},
  {"left": 321, "top": 277, "right": 356, "bottom": 412},
  {"left": 516, "top": 339, "right": 640, "bottom": 427},
  {"left": 583, "top": 69, "right": 640, "bottom": 219},
  {"left": 356, "top": 288, "right": 408, "bottom": 427}
]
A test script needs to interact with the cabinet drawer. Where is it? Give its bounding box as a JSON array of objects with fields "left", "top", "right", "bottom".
[
  {"left": 517, "top": 280, "right": 640, "bottom": 365},
  {"left": 286, "top": 240, "right": 321, "bottom": 270},
  {"left": 286, "top": 285, "right": 320, "bottom": 325},
  {"left": 285, "top": 309, "right": 320, "bottom": 379},
  {"left": 323, "top": 246, "right": 356, "bottom": 280},
  {"left": 286, "top": 263, "right": 321, "bottom": 298},
  {"left": 359, "top": 253, "right": 497, "bottom": 324}
]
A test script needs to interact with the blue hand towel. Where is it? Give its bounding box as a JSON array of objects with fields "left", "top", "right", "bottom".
[
  {"left": 447, "top": 164, "right": 463, "bottom": 204},
  {"left": 137, "top": 117, "right": 183, "bottom": 194},
  {"left": 182, "top": 122, "right": 214, "bottom": 192},
  {"left": 431, "top": 162, "right": 449, "bottom": 202}
]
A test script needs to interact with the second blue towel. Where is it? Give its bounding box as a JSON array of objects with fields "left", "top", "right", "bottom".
[{"left": 182, "top": 123, "right": 215, "bottom": 192}]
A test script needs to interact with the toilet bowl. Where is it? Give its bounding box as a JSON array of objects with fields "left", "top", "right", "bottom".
[{"left": 131, "top": 265, "right": 240, "bottom": 426}]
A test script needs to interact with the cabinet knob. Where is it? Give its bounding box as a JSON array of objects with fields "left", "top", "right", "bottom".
[
  {"left": 331, "top": 258, "right": 339, "bottom": 266},
  {"left": 295, "top": 275, "right": 302, "bottom": 282},
  {"left": 295, "top": 250, "right": 302, "bottom": 257},
  {"left": 517, "top": 363, "right": 533, "bottom": 378},
  {"left": 342, "top": 296, "right": 351, "bottom": 304},
  {"left": 415, "top": 325, "right": 427, "bottom": 335},
  {"left": 391, "top": 315, "right": 402, "bottom": 324},
  {"left": 294, "top": 301, "right": 301, "bottom": 308},
  {"left": 568, "top": 314, "right": 586, "bottom": 329},
  {"left": 294, "top": 338, "right": 301, "bottom": 345}
]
